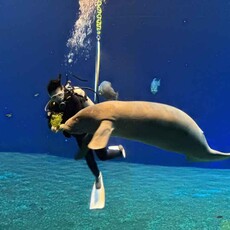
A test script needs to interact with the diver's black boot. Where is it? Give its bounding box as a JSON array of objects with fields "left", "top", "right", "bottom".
[
  {"left": 95, "top": 172, "right": 102, "bottom": 189},
  {"left": 107, "top": 145, "right": 126, "bottom": 159}
]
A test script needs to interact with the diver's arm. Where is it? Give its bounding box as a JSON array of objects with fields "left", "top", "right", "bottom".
[
  {"left": 73, "top": 87, "right": 94, "bottom": 107},
  {"left": 84, "top": 96, "right": 94, "bottom": 107}
]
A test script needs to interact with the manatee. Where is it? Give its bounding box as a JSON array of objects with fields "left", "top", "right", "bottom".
[{"left": 59, "top": 101, "right": 230, "bottom": 162}]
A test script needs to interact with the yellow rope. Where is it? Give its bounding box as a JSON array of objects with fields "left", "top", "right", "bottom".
[
  {"left": 94, "top": 0, "right": 103, "bottom": 102},
  {"left": 96, "top": 0, "right": 102, "bottom": 40}
]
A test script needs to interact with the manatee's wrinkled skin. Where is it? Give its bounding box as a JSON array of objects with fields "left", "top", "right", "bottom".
[{"left": 60, "top": 101, "right": 230, "bottom": 162}]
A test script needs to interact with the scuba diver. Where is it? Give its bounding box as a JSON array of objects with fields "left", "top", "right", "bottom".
[{"left": 45, "top": 74, "right": 125, "bottom": 208}]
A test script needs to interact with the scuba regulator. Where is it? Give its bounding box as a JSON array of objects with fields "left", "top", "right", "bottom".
[{"left": 58, "top": 80, "right": 74, "bottom": 111}]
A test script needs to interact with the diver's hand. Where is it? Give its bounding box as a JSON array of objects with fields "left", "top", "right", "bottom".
[
  {"left": 51, "top": 124, "right": 65, "bottom": 133},
  {"left": 58, "top": 124, "right": 66, "bottom": 131},
  {"left": 51, "top": 126, "right": 59, "bottom": 133}
]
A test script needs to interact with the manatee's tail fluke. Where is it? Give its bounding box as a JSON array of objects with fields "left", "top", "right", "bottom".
[
  {"left": 191, "top": 147, "right": 230, "bottom": 162},
  {"left": 187, "top": 146, "right": 230, "bottom": 162},
  {"left": 207, "top": 148, "right": 230, "bottom": 161},
  {"left": 190, "top": 134, "right": 230, "bottom": 162}
]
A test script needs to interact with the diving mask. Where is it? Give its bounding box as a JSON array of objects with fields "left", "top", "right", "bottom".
[{"left": 50, "top": 90, "right": 65, "bottom": 103}]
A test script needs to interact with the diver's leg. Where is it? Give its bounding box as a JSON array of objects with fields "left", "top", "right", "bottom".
[
  {"left": 85, "top": 151, "right": 100, "bottom": 178},
  {"left": 95, "top": 145, "right": 126, "bottom": 161},
  {"left": 74, "top": 133, "right": 92, "bottom": 159},
  {"left": 75, "top": 134, "right": 101, "bottom": 188},
  {"left": 85, "top": 151, "right": 102, "bottom": 189},
  {"left": 108, "top": 145, "right": 126, "bottom": 158}
]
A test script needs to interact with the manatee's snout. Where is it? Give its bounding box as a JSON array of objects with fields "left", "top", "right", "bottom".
[
  {"left": 59, "top": 124, "right": 71, "bottom": 132},
  {"left": 58, "top": 117, "right": 80, "bottom": 134}
]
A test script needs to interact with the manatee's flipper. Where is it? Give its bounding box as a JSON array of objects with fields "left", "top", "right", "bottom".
[
  {"left": 88, "top": 120, "right": 114, "bottom": 150},
  {"left": 90, "top": 172, "right": 105, "bottom": 209}
]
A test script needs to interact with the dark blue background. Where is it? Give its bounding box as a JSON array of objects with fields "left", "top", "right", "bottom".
[{"left": 1, "top": 0, "right": 230, "bottom": 168}]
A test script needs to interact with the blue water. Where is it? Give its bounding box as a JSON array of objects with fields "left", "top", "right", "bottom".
[
  {"left": 1, "top": 0, "right": 230, "bottom": 168},
  {"left": 1, "top": 152, "right": 230, "bottom": 230},
  {"left": 1, "top": 1, "right": 230, "bottom": 228}
]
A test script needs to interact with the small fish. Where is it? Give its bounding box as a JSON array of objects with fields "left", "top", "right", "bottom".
[
  {"left": 98, "top": 81, "right": 119, "bottom": 100},
  {"left": 5, "top": 113, "right": 13, "bottom": 118},
  {"left": 150, "top": 78, "right": 161, "bottom": 95},
  {"left": 34, "top": 93, "right": 39, "bottom": 97}
]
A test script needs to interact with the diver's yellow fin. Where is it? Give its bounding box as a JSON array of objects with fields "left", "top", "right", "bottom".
[
  {"left": 88, "top": 120, "right": 114, "bottom": 150},
  {"left": 90, "top": 172, "right": 105, "bottom": 210}
]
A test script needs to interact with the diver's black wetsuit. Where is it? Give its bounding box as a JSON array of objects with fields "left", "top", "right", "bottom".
[{"left": 46, "top": 91, "right": 118, "bottom": 178}]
